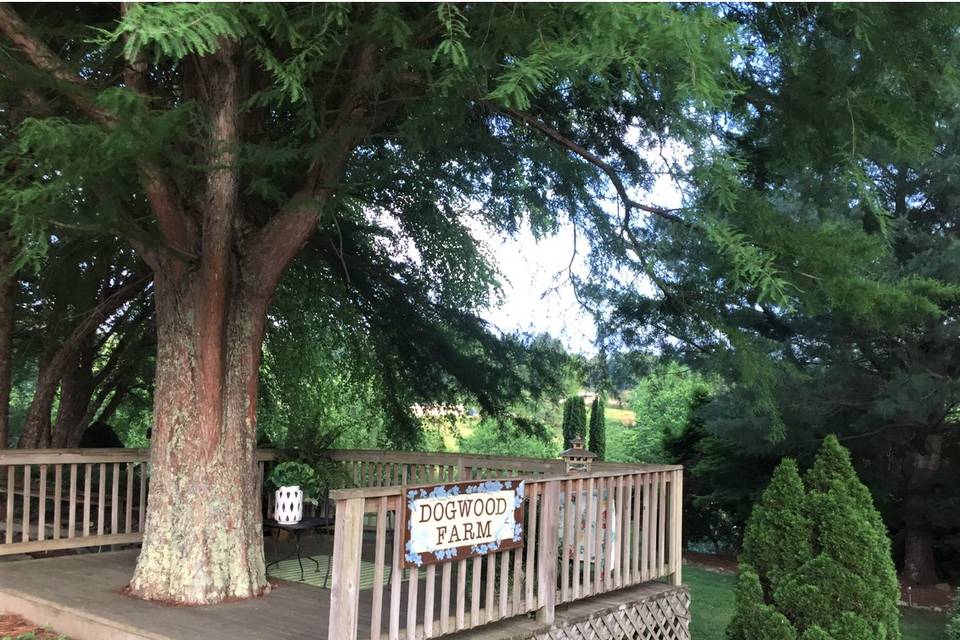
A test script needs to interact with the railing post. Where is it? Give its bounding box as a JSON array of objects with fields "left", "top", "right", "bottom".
[
  {"left": 327, "top": 496, "right": 366, "bottom": 639},
  {"left": 536, "top": 480, "right": 561, "bottom": 626},
  {"left": 668, "top": 469, "right": 683, "bottom": 586}
]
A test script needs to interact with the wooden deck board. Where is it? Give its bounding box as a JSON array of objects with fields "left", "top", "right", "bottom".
[
  {"left": 0, "top": 550, "right": 330, "bottom": 640},
  {"left": 0, "top": 548, "right": 682, "bottom": 640}
]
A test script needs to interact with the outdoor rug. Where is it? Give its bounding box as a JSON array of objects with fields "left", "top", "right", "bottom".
[{"left": 268, "top": 556, "right": 410, "bottom": 589}]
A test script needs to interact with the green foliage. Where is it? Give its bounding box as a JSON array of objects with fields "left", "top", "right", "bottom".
[
  {"left": 947, "top": 596, "right": 960, "bottom": 640},
  {"left": 561, "top": 395, "right": 586, "bottom": 449},
  {"left": 631, "top": 363, "right": 717, "bottom": 462},
  {"left": 268, "top": 461, "right": 322, "bottom": 505},
  {"left": 599, "top": 3, "right": 960, "bottom": 583},
  {"left": 729, "top": 436, "right": 901, "bottom": 640},
  {"left": 587, "top": 396, "right": 605, "bottom": 460},
  {"left": 727, "top": 566, "right": 798, "bottom": 640},
  {"left": 458, "top": 417, "right": 558, "bottom": 460},
  {"left": 740, "top": 460, "right": 812, "bottom": 592}
]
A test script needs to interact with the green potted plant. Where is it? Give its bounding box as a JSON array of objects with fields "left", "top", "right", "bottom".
[{"left": 269, "top": 461, "right": 321, "bottom": 524}]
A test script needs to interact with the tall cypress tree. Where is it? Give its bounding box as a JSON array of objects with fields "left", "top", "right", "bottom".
[
  {"left": 588, "top": 395, "right": 606, "bottom": 460},
  {"left": 562, "top": 395, "right": 586, "bottom": 449}
]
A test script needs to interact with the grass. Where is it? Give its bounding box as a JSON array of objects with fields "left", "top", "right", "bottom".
[
  {"left": 683, "top": 565, "right": 947, "bottom": 640},
  {"left": 604, "top": 406, "right": 635, "bottom": 426}
]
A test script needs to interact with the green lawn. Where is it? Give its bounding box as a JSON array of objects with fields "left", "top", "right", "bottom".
[
  {"left": 684, "top": 565, "right": 947, "bottom": 640},
  {"left": 604, "top": 406, "right": 635, "bottom": 426}
]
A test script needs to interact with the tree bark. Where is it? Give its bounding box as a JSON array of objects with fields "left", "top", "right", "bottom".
[
  {"left": 17, "top": 350, "right": 58, "bottom": 448},
  {"left": 903, "top": 525, "right": 938, "bottom": 585},
  {"left": 17, "top": 276, "right": 146, "bottom": 449},
  {"left": 902, "top": 432, "right": 942, "bottom": 585},
  {"left": 128, "top": 270, "right": 270, "bottom": 604},
  {"left": 50, "top": 341, "right": 96, "bottom": 448},
  {"left": 0, "top": 248, "right": 14, "bottom": 449}
]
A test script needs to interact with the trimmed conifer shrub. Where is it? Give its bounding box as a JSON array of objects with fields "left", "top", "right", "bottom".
[
  {"left": 588, "top": 395, "right": 606, "bottom": 460},
  {"left": 728, "top": 435, "right": 901, "bottom": 640}
]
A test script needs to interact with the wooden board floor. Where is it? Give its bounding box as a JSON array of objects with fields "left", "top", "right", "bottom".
[
  {"left": 0, "top": 550, "right": 331, "bottom": 640},
  {"left": 0, "top": 545, "right": 682, "bottom": 640}
]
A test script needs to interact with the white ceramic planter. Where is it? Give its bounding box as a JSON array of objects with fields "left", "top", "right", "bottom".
[{"left": 275, "top": 485, "right": 303, "bottom": 524}]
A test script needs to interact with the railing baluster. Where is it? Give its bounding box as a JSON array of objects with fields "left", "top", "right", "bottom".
[
  {"left": 125, "top": 462, "right": 134, "bottom": 533},
  {"left": 561, "top": 478, "right": 573, "bottom": 603},
  {"left": 389, "top": 498, "right": 403, "bottom": 640},
  {"left": 111, "top": 463, "right": 120, "bottom": 536},
  {"left": 485, "top": 551, "right": 495, "bottom": 623},
  {"left": 97, "top": 462, "right": 106, "bottom": 536},
  {"left": 138, "top": 461, "right": 147, "bottom": 532},
  {"left": 21, "top": 464, "right": 30, "bottom": 542},
  {"left": 498, "top": 550, "right": 509, "bottom": 620},
  {"left": 658, "top": 471, "right": 667, "bottom": 577},
  {"left": 469, "top": 556, "right": 481, "bottom": 627},
  {"left": 38, "top": 464, "right": 47, "bottom": 542},
  {"left": 53, "top": 464, "right": 62, "bottom": 540},
  {"left": 572, "top": 477, "right": 583, "bottom": 599},
  {"left": 524, "top": 482, "right": 538, "bottom": 611},
  {"left": 83, "top": 462, "right": 92, "bottom": 537},
  {"left": 406, "top": 565, "right": 420, "bottom": 638},
  {"left": 4, "top": 465, "right": 13, "bottom": 544},
  {"left": 669, "top": 469, "right": 683, "bottom": 586},
  {"left": 68, "top": 463, "right": 77, "bottom": 539},
  {"left": 455, "top": 558, "right": 467, "bottom": 631},
  {"left": 511, "top": 540, "right": 522, "bottom": 616},
  {"left": 440, "top": 559, "right": 452, "bottom": 633},
  {"left": 583, "top": 477, "right": 594, "bottom": 596},
  {"left": 370, "top": 497, "right": 387, "bottom": 640}
]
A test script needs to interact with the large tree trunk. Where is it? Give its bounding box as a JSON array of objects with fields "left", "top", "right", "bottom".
[
  {"left": 903, "top": 525, "right": 938, "bottom": 585},
  {"left": 17, "top": 351, "right": 58, "bottom": 448},
  {"left": 18, "top": 278, "right": 145, "bottom": 449},
  {"left": 128, "top": 260, "right": 270, "bottom": 604},
  {"left": 902, "top": 432, "right": 942, "bottom": 585},
  {"left": 0, "top": 249, "right": 14, "bottom": 449},
  {"left": 51, "top": 341, "right": 96, "bottom": 448}
]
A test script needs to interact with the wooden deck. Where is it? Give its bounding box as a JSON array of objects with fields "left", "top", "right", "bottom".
[{"left": 0, "top": 549, "right": 683, "bottom": 640}]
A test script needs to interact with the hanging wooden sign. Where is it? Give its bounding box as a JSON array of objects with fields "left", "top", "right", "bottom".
[{"left": 402, "top": 478, "right": 525, "bottom": 568}]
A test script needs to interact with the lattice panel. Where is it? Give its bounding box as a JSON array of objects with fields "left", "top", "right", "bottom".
[{"left": 536, "top": 588, "right": 690, "bottom": 640}]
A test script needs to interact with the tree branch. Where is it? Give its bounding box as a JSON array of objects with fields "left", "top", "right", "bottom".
[
  {"left": 0, "top": 3, "right": 115, "bottom": 125},
  {"left": 0, "top": 3, "right": 197, "bottom": 266},
  {"left": 246, "top": 42, "right": 382, "bottom": 298},
  {"left": 482, "top": 101, "right": 693, "bottom": 229}
]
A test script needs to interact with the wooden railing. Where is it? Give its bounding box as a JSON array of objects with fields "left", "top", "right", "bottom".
[
  {"left": 0, "top": 448, "right": 278, "bottom": 556},
  {"left": 323, "top": 449, "right": 564, "bottom": 487},
  {"left": 327, "top": 463, "right": 683, "bottom": 640}
]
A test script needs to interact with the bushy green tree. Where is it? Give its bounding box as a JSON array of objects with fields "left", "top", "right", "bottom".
[
  {"left": 562, "top": 395, "right": 586, "bottom": 449},
  {"left": 460, "top": 418, "right": 559, "bottom": 460},
  {"left": 632, "top": 363, "right": 717, "bottom": 462},
  {"left": 588, "top": 395, "right": 605, "bottom": 460},
  {"left": 729, "top": 436, "right": 901, "bottom": 640}
]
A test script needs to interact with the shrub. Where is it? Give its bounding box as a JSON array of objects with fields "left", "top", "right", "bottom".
[
  {"left": 268, "top": 461, "right": 322, "bottom": 504},
  {"left": 740, "top": 459, "right": 811, "bottom": 592},
  {"left": 728, "top": 435, "right": 901, "bottom": 640},
  {"left": 947, "top": 594, "right": 960, "bottom": 640},
  {"left": 588, "top": 395, "right": 606, "bottom": 460}
]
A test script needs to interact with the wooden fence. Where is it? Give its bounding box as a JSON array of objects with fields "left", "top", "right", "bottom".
[
  {"left": 0, "top": 448, "right": 684, "bottom": 640},
  {"left": 327, "top": 463, "right": 683, "bottom": 640},
  {"left": 0, "top": 448, "right": 278, "bottom": 556}
]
